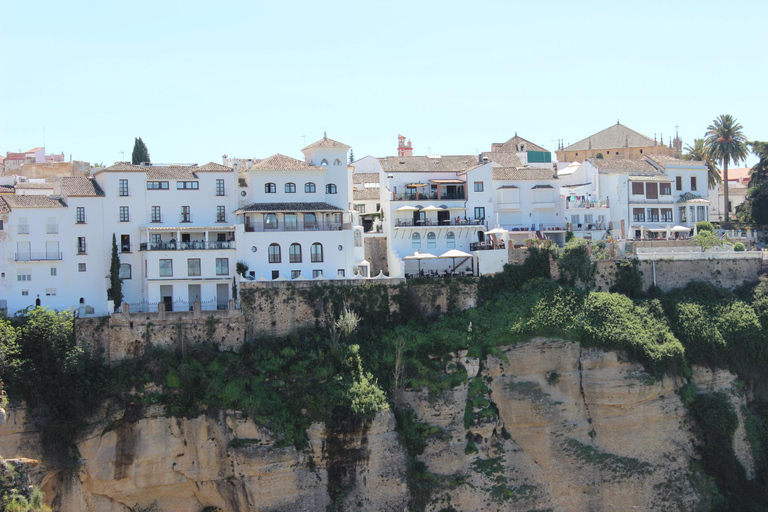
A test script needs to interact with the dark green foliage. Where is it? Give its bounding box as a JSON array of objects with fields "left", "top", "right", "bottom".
[
  {"left": 562, "top": 439, "right": 653, "bottom": 478},
  {"left": 109, "top": 234, "right": 123, "bottom": 308},
  {"left": 733, "top": 242, "right": 746, "bottom": 252},
  {"left": 558, "top": 239, "right": 595, "bottom": 287},
  {"left": 395, "top": 408, "right": 442, "bottom": 512},
  {"left": 695, "top": 220, "right": 714, "bottom": 233},
  {"left": 478, "top": 247, "right": 551, "bottom": 301},
  {"left": 131, "top": 137, "right": 150, "bottom": 165},
  {"left": 609, "top": 259, "right": 643, "bottom": 298}
]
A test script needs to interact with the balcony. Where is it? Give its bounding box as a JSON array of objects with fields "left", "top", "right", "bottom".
[
  {"left": 244, "top": 221, "right": 351, "bottom": 233},
  {"left": 394, "top": 218, "right": 484, "bottom": 227},
  {"left": 46, "top": 224, "right": 59, "bottom": 234},
  {"left": 139, "top": 240, "right": 236, "bottom": 251},
  {"left": 566, "top": 199, "right": 609, "bottom": 210},
  {"left": 17, "top": 225, "right": 30, "bottom": 234},
  {"left": 392, "top": 192, "right": 466, "bottom": 201},
  {"left": 15, "top": 252, "right": 62, "bottom": 261}
]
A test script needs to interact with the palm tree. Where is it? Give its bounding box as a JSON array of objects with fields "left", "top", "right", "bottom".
[
  {"left": 682, "top": 138, "right": 720, "bottom": 189},
  {"left": 705, "top": 115, "right": 748, "bottom": 222}
]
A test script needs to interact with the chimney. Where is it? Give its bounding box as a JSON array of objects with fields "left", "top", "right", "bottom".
[{"left": 398, "top": 134, "right": 413, "bottom": 157}]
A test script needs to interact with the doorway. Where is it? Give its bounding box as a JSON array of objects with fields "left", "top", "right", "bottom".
[
  {"left": 188, "top": 284, "right": 201, "bottom": 311},
  {"left": 216, "top": 283, "right": 228, "bottom": 309},
  {"left": 160, "top": 284, "right": 173, "bottom": 312}
]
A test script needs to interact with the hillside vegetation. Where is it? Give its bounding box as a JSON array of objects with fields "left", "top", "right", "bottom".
[{"left": 1, "top": 248, "right": 767, "bottom": 510}]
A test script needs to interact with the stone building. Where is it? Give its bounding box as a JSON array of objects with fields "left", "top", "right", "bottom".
[{"left": 556, "top": 122, "right": 682, "bottom": 162}]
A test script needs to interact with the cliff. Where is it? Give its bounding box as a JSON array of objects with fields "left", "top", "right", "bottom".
[{"left": 0, "top": 339, "right": 756, "bottom": 511}]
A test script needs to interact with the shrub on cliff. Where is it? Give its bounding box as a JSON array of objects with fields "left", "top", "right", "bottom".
[{"left": 558, "top": 238, "right": 595, "bottom": 287}]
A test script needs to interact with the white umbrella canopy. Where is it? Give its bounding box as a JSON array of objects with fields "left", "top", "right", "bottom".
[
  {"left": 403, "top": 251, "right": 437, "bottom": 274},
  {"left": 439, "top": 249, "right": 473, "bottom": 275},
  {"left": 484, "top": 228, "right": 508, "bottom": 236},
  {"left": 421, "top": 205, "right": 443, "bottom": 211},
  {"left": 447, "top": 206, "right": 467, "bottom": 210},
  {"left": 671, "top": 226, "right": 691, "bottom": 232},
  {"left": 395, "top": 205, "right": 419, "bottom": 212}
]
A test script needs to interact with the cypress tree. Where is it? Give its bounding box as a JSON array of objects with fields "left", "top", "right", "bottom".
[
  {"left": 349, "top": 149, "right": 355, "bottom": 164},
  {"left": 131, "top": 137, "right": 150, "bottom": 165},
  {"left": 109, "top": 234, "right": 123, "bottom": 309}
]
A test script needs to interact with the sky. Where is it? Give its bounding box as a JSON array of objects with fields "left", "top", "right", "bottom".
[{"left": 1, "top": 0, "right": 765, "bottom": 167}]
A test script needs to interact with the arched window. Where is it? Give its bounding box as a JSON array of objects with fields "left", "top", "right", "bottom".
[
  {"left": 446, "top": 231, "right": 456, "bottom": 248},
  {"left": 285, "top": 182, "right": 296, "bottom": 193},
  {"left": 265, "top": 213, "right": 278, "bottom": 229},
  {"left": 427, "top": 232, "right": 436, "bottom": 248},
  {"left": 265, "top": 183, "right": 276, "bottom": 193},
  {"left": 333, "top": 159, "right": 341, "bottom": 165},
  {"left": 412, "top": 232, "right": 421, "bottom": 249},
  {"left": 326, "top": 184, "right": 337, "bottom": 194},
  {"left": 268, "top": 243, "right": 281, "bottom": 263},
  {"left": 289, "top": 243, "right": 302, "bottom": 263},
  {"left": 354, "top": 230, "right": 362, "bottom": 247},
  {"left": 321, "top": 159, "right": 328, "bottom": 166},
  {"left": 304, "top": 213, "right": 317, "bottom": 230},
  {"left": 305, "top": 182, "right": 316, "bottom": 193},
  {"left": 311, "top": 243, "right": 323, "bottom": 262}
]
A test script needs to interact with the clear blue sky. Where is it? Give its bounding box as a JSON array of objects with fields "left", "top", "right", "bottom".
[{"left": 1, "top": 0, "right": 765, "bottom": 167}]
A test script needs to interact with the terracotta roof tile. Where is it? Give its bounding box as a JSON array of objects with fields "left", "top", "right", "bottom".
[
  {"left": 0, "top": 197, "right": 9, "bottom": 213},
  {"left": 15, "top": 182, "right": 53, "bottom": 189},
  {"left": 237, "top": 201, "right": 343, "bottom": 213},
  {"left": 145, "top": 167, "right": 197, "bottom": 179},
  {"left": 3, "top": 195, "right": 66, "bottom": 209},
  {"left": 379, "top": 155, "right": 479, "bottom": 173},
  {"left": 492, "top": 167, "right": 556, "bottom": 181},
  {"left": 564, "top": 123, "right": 656, "bottom": 151},
  {"left": 302, "top": 134, "right": 351, "bottom": 151},
  {"left": 586, "top": 158, "right": 659, "bottom": 175},
  {"left": 353, "top": 172, "right": 380, "bottom": 184},
  {"left": 353, "top": 188, "right": 380, "bottom": 200},
  {"left": 61, "top": 177, "right": 105, "bottom": 197},
  {"left": 196, "top": 162, "right": 232, "bottom": 172},
  {"left": 250, "top": 154, "right": 324, "bottom": 171}
]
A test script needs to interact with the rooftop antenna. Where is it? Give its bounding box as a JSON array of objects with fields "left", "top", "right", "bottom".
[
  {"left": 301, "top": 135, "right": 306, "bottom": 147},
  {"left": 119, "top": 150, "right": 125, "bottom": 161}
]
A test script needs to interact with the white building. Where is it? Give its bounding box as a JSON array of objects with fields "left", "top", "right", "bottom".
[{"left": 234, "top": 135, "right": 362, "bottom": 280}]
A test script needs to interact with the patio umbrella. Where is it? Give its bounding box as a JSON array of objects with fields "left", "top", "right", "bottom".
[
  {"left": 403, "top": 251, "right": 437, "bottom": 274},
  {"left": 666, "top": 224, "right": 671, "bottom": 239},
  {"left": 421, "top": 205, "right": 443, "bottom": 211},
  {"left": 439, "top": 249, "right": 473, "bottom": 274},
  {"left": 484, "top": 228, "right": 507, "bottom": 236},
  {"left": 670, "top": 226, "right": 691, "bottom": 232},
  {"left": 395, "top": 205, "right": 419, "bottom": 212}
]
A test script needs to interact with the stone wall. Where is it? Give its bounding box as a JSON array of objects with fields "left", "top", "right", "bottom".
[
  {"left": 639, "top": 258, "right": 765, "bottom": 291},
  {"left": 364, "top": 235, "right": 388, "bottom": 276}
]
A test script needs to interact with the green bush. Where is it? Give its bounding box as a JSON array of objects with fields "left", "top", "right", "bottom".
[
  {"left": 733, "top": 242, "right": 746, "bottom": 252},
  {"left": 558, "top": 238, "right": 595, "bottom": 287},
  {"left": 695, "top": 220, "right": 714, "bottom": 233},
  {"left": 609, "top": 259, "right": 643, "bottom": 299}
]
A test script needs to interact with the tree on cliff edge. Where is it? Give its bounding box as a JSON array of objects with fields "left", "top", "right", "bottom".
[
  {"left": 109, "top": 234, "right": 123, "bottom": 309},
  {"left": 131, "top": 137, "right": 150, "bottom": 165}
]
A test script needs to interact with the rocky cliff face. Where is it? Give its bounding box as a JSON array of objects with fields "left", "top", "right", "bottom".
[{"left": 0, "top": 339, "right": 755, "bottom": 511}]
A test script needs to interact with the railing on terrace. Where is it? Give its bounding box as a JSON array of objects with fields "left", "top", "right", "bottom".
[
  {"left": 391, "top": 192, "right": 466, "bottom": 201},
  {"left": 244, "top": 221, "right": 351, "bottom": 233},
  {"left": 126, "top": 299, "right": 231, "bottom": 313},
  {"left": 395, "top": 218, "right": 484, "bottom": 227},
  {"left": 566, "top": 199, "right": 609, "bottom": 209},
  {"left": 15, "top": 252, "right": 62, "bottom": 261},
  {"left": 46, "top": 224, "right": 59, "bottom": 234},
  {"left": 139, "top": 240, "right": 236, "bottom": 251},
  {"left": 470, "top": 241, "right": 506, "bottom": 251},
  {"left": 17, "top": 225, "right": 30, "bottom": 234},
  {"left": 635, "top": 249, "right": 766, "bottom": 261}
]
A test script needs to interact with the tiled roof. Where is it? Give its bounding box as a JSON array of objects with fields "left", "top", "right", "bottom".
[
  {"left": 100, "top": 162, "right": 147, "bottom": 172},
  {"left": 16, "top": 182, "right": 53, "bottom": 189},
  {"left": 196, "top": 162, "right": 232, "bottom": 172},
  {"left": 492, "top": 167, "right": 556, "bottom": 181},
  {"left": 491, "top": 135, "right": 549, "bottom": 153},
  {"left": 677, "top": 192, "right": 710, "bottom": 204},
  {"left": 379, "top": 155, "right": 480, "bottom": 173},
  {"left": 647, "top": 156, "right": 705, "bottom": 170},
  {"left": 26, "top": 147, "right": 44, "bottom": 153},
  {"left": 353, "top": 188, "right": 380, "bottom": 200},
  {"left": 481, "top": 152, "right": 524, "bottom": 168},
  {"left": 302, "top": 134, "right": 351, "bottom": 151},
  {"left": 586, "top": 158, "right": 659, "bottom": 175},
  {"left": 0, "top": 198, "right": 9, "bottom": 213},
  {"left": 146, "top": 167, "right": 197, "bottom": 179},
  {"left": 250, "top": 154, "right": 325, "bottom": 171},
  {"left": 719, "top": 167, "right": 751, "bottom": 182},
  {"left": 6, "top": 153, "right": 25, "bottom": 160},
  {"left": 0, "top": 186, "right": 14, "bottom": 194},
  {"left": 61, "top": 177, "right": 105, "bottom": 197},
  {"left": 237, "top": 202, "right": 343, "bottom": 213},
  {"left": 564, "top": 123, "right": 656, "bottom": 151},
  {"left": 353, "top": 172, "right": 380, "bottom": 184},
  {"left": 2, "top": 195, "right": 66, "bottom": 209}
]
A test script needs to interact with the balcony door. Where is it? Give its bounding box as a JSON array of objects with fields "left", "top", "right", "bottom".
[
  {"left": 17, "top": 242, "right": 31, "bottom": 261},
  {"left": 46, "top": 241, "right": 59, "bottom": 259}
]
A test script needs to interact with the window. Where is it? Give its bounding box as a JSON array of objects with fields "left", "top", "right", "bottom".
[
  {"left": 291, "top": 270, "right": 301, "bottom": 279},
  {"left": 326, "top": 184, "right": 337, "bottom": 194},
  {"left": 646, "top": 208, "right": 659, "bottom": 222},
  {"left": 632, "top": 208, "right": 645, "bottom": 222},
  {"left": 679, "top": 206, "right": 687, "bottom": 222},
  {"left": 645, "top": 183, "right": 658, "bottom": 200},
  {"left": 119, "top": 179, "right": 129, "bottom": 196},
  {"left": 313, "top": 269, "right": 323, "bottom": 278},
  {"left": 265, "top": 183, "right": 276, "bottom": 193},
  {"left": 187, "top": 259, "right": 201, "bottom": 276},
  {"left": 691, "top": 176, "right": 697, "bottom": 191},
  {"left": 177, "top": 181, "right": 199, "bottom": 190},
  {"left": 121, "top": 235, "right": 131, "bottom": 252},
  {"left": 46, "top": 289, "right": 57, "bottom": 297},
  {"left": 357, "top": 204, "right": 365, "bottom": 213},
  {"left": 76, "top": 207, "right": 86, "bottom": 224},
  {"left": 412, "top": 232, "right": 421, "bottom": 249},
  {"left": 676, "top": 176, "right": 683, "bottom": 191},
  {"left": 216, "top": 206, "right": 226, "bottom": 223},
  {"left": 446, "top": 231, "right": 456, "bottom": 248},
  {"left": 427, "top": 232, "right": 436, "bottom": 248},
  {"left": 660, "top": 183, "right": 672, "bottom": 195},
  {"left": 0, "top": 220, "right": 3, "bottom": 230},
  {"left": 289, "top": 243, "right": 302, "bottom": 263},
  {"left": 631, "top": 182, "right": 644, "bottom": 195},
  {"left": 265, "top": 213, "right": 278, "bottom": 229},
  {"left": 285, "top": 213, "right": 298, "bottom": 231},
  {"left": 151, "top": 206, "right": 161, "bottom": 223},
  {"left": 337, "top": 269, "right": 345, "bottom": 277},
  {"left": 159, "top": 259, "right": 173, "bottom": 277},
  {"left": 119, "top": 206, "right": 130, "bottom": 222},
  {"left": 311, "top": 243, "right": 323, "bottom": 262},
  {"left": 216, "top": 179, "right": 225, "bottom": 196},
  {"left": 17, "top": 273, "right": 31, "bottom": 282},
  {"left": 271, "top": 270, "right": 280, "bottom": 280},
  {"left": 77, "top": 237, "right": 87, "bottom": 254},
  {"left": 305, "top": 182, "right": 316, "bottom": 193},
  {"left": 147, "top": 181, "right": 169, "bottom": 190},
  {"left": 21, "top": 291, "right": 28, "bottom": 296},
  {"left": 268, "top": 244, "right": 281, "bottom": 263},
  {"left": 181, "top": 206, "right": 191, "bottom": 222},
  {"left": 119, "top": 264, "right": 132, "bottom": 279},
  {"left": 50, "top": 268, "right": 57, "bottom": 276},
  {"left": 474, "top": 182, "right": 484, "bottom": 192},
  {"left": 354, "top": 230, "right": 362, "bottom": 247},
  {"left": 661, "top": 208, "right": 673, "bottom": 222},
  {"left": 333, "top": 159, "right": 341, "bottom": 165},
  {"left": 78, "top": 263, "right": 86, "bottom": 272},
  {"left": 285, "top": 183, "right": 296, "bottom": 193},
  {"left": 474, "top": 207, "right": 485, "bottom": 221},
  {"left": 321, "top": 159, "right": 328, "bottom": 166},
  {"left": 151, "top": 233, "right": 161, "bottom": 245},
  {"left": 304, "top": 213, "right": 317, "bottom": 229}
]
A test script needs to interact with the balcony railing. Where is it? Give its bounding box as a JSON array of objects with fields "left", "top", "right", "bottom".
[
  {"left": 244, "top": 221, "right": 351, "bottom": 233},
  {"left": 15, "top": 252, "right": 62, "bottom": 261},
  {"left": 17, "top": 225, "right": 30, "bottom": 234},
  {"left": 395, "top": 218, "right": 484, "bottom": 227},
  {"left": 46, "top": 224, "right": 59, "bottom": 234},
  {"left": 566, "top": 199, "right": 609, "bottom": 209},
  {"left": 470, "top": 241, "right": 506, "bottom": 251},
  {"left": 139, "top": 240, "right": 236, "bottom": 251},
  {"left": 392, "top": 192, "right": 466, "bottom": 201}
]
